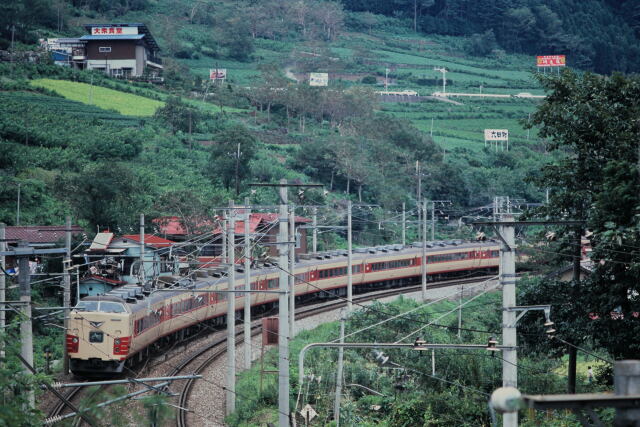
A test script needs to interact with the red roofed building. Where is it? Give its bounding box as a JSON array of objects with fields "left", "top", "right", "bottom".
[
  {"left": 120, "top": 234, "right": 176, "bottom": 249},
  {"left": 154, "top": 213, "right": 311, "bottom": 258}
]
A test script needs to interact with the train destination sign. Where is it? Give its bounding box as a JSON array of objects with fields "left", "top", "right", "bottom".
[
  {"left": 536, "top": 55, "right": 566, "bottom": 67},
  {"left": 484, "top": 129, "right": 509, "bottom": 141}
]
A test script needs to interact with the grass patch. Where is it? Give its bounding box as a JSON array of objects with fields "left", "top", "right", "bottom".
[{"left": 30, "top": 78, "right": 164, "bottom": 116}]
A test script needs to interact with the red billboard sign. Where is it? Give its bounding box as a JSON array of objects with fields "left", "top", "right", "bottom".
[{"left": 537, "top": 55, "right": 566, "bottom": 67}]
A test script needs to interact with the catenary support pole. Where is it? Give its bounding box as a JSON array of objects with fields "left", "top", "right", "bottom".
[
  {"left": 500, "top": 214, "right": 517, "bottom": 427},
  {"left": 457, "top": 285, "right": 463, "bottom": 339},
  {"left": 63, "top": 216, "right": 71, "bottom": 374},
  {"left": 421, "top": 200, "right": 427, "bottom": 300},
  {"left": 277, "top": 180, "right": 290, "bottom": 427},
  {"left": 347, "top": 200, "right": 353, "bottom": 312},
  {"left": 568, "top": 227, "right": 582, "bottom": 393},
  {"left": 226, "top": 200, "right": 236, "bottom": 415},
  {"left": 222, "top": 212, "right": 227, "bottom": 264},
  {"left": 0, "top": 223, "right": 5, "bottom": 360},
  {"left": 431, "top": 201, "right": 435, "bottom": 241},
  {"left": 243, "top": 197, "right": 251, "bottom": 370},
  {"left": 18, "top": 240, "right": 35, "bottom": 407},
  {"left": 401, "top": 203, "right": 406, "bottom": 246},
  {"left": 417, "top": 162, "right": 421, "bottom": 240},
  {"left": 139, "top": 214, "right": 145, "bottom": 286},
  {"left": 334, "top": 309, "right": 346, "bottom": 425},
  {"left": 312, "top": 206, "right": 318, "bottom": 253},
  {"left": 289, "top": 206, "right": 296, "bottom": 336}
]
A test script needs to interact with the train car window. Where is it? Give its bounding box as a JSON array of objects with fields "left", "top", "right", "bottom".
[
  {"left": 99, "top": 302, "right": 127, "bottom": 313},
  {"left": 491, "top": 250, "right": 499, "bottom": 258},
  {"left": 267, "top": 278, "right": 278, "bottom": 289},
  {"left": 75, "top": 301, "right": 99, "bottom": 311}
]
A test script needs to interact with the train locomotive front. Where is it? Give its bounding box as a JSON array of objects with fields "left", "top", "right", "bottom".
[{"left": 67, "top": 296, "right": 133, "bottom": 376}]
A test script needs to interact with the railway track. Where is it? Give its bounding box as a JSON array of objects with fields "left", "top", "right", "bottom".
[
  {"left": 45, "top": 275, "right": 497, "bottom": 425},
  {"left": 173, "top": 274, "right": 497, "bottom": 427}
]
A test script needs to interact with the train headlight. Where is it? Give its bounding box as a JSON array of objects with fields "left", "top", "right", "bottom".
[
  {"left": 72, "top": 337, "right": 79, "bottom": 344},
  {"left": 114, "top": 338, "right": 121, "bottom": 345}
]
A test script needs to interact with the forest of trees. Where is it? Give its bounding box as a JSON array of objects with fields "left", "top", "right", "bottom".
[{"left": 340, "top": 0, "right": 640, "bottom": 74}]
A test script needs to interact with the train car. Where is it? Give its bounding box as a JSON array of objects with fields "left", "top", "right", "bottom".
[{"left": 67, "top": 240, "right": 499, "bottom": 376}]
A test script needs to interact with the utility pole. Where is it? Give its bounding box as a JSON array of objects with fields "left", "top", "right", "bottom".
[
  {"left": 0, "top": 223, "right": 5, "bottom": 361},
  {"left": 139, "top": 214, "right": 145, "bottom": 286},
  {"left": 457, "top": 285, "right": 463, "bottom": 339},
  {"left": 18, "top": 240, "right": 35, "bottom": 407},
  {"left": 401, "top": 203, "right": 406, "bottom": 246},
  {"left": 568, "top": 227, "right": 582, "bottom": 393},
  {"left": 277, "top": 179, "right": 290, "bottom": 427},
  {"left": 431, "top": 201, "right": 435, "bottom": 241},
  {"left": 222, "top": 211, "right": 227, "bottom": 264},
  {"left": 63, "top": 216, "right": 72, "bottom": 375},
  {"left": 430, "top": 118, "right": 434, "bottom": 137},
  {"left": 226, "top": 200, "right": 236, "bottom": 416},
  {"left": 421, "top": 200, "right": 427, "bottom": 300},
  {"left": 434, "top": 67, "right": 447, "bottom": 94},
  {"left": 385, "top": 68, "right": 389, "bottom": 92},
  {"left": 312, "top": 206, "right": 318, "bottom": 253},
  {"left": 16, "top": 183, "right": 21, "bottom": 226},
  {"left": 416, "top": 161, "right": 421, "bottom": 240},
  {"left": 347, "top": 200, "right": 353, "bottom": 311},
  {"left": 499, "top": 213, "right": 517, "bottom": 427},
  {"left": 243, "top": 197, "right": 251, "bottom": 370},
  {"left": 289, "top": 206, "right": 296, "bottom": 336},
  {"left": 334, "top": 309, "right": 346, "bottom": 425}
]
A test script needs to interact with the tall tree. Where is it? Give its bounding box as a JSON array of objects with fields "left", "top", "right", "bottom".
[
  {"left": 522, "top": 70, "right": 640, "bottom": 359},
  {"left": 207, "top": 123, "right": 257, "bottom": 195}
]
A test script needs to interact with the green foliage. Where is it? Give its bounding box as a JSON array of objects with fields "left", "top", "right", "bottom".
[
  {"left": 207, "top": 122, "right": 258, "bottom": 195},
  {"left": 0, "top": 331, "right": 45, "bottom": 426},
  {"left": 340, "top": 0, "right": 640, "bottom": 73},
  {"left": 230, "top": 294, "right": 576, "bottom": 426},
  {"left": 524, "top": 70, "right": 640, "bottom": 359},
  {"left": 153, "top": 96, "right": 202, "bottom": 134}
]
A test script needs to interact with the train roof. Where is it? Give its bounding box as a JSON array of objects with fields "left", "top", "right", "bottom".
[{"left": 81, "top": 240, "right": 500, "bottom": 312}]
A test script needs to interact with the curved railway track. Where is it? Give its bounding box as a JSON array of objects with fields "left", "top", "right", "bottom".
[{"left": 173, "top": 275, "right": 497, "bottom": 427}]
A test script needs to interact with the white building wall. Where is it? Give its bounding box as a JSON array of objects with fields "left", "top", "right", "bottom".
[{"left": 86, "top": 59, "right": 137, "bottom": 75}]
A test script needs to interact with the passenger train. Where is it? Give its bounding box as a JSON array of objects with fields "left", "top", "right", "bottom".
[{"left": 67, "top": 240, "right": 500, "bottom": 376}]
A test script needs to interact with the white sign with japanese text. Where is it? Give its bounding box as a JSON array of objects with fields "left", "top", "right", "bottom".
[{"left": 484, "top": 129, "right": 509, "bottom": 141}]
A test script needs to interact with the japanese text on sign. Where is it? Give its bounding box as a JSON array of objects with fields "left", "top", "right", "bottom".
[
  {"left": 536, "top": 55, "right": 566, "bottom": 67},
  {"left": 484, "top": 129, "right": 509, "bottom": 141},
  {"left": 90, "top": 26, "right": 138, "bottom": 36}
]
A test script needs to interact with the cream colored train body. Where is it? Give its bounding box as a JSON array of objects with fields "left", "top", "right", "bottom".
[{"left": 67, "top": 241, "right": 499, "bottom": 375}]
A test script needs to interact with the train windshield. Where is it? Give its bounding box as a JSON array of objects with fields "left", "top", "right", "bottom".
[{"left": 74, "top": 301, "right": 127, "bottom": 313}]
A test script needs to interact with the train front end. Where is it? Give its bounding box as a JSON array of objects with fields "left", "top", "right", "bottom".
[{"left": 67, "top": 296, "right": 133, "bottom": 376}]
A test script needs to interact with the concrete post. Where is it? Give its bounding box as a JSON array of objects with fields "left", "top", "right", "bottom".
[
  {"left": 289, "top": 207, "right": 296, "bottom": 336},
  {"left": 431, "top": 201, "right": 435, "bottom": 241},
  {"left": 0, "top": 223, "right": 5, "bottom": 361},
  {"left": 312, "top": 206, "right": 317, "bottom": 253},
  {"left": 401, "top": 203, "right": 406, "bottom": 246},
  {"left": 347, "top": 201, "right": 353, "bottom": 312},
  {"left": 614, "top": 360, "right": 640, "bottom": 425},
  {"left": 222, "top": 212, "right": 227, "bottom": 264},
  {"left": 421, "top": 200, "right": 427, "bottom": 300},
  {"left": 500, "top": 214, "right": 517, "bottom": 427},
  {"left": 139, "top": 214, "right": 145, "bottom": 285},
  {"left": 18, "top": 240, "right": 35, "bottom": 407},
  {"left": 278, "top": 180, "right": 290, "bottom": 426},
  {"left": 334, "top": 309, "right": 346, "bottom": 425},
  {"left": 226, "top": 200, "right": 236, "bottom": 415},
  {"left": 63, "top": 216, "right": 71, "bottom": 374},
  {"left": 244, "top": 198, "right": 251, "bottom": 370}
]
